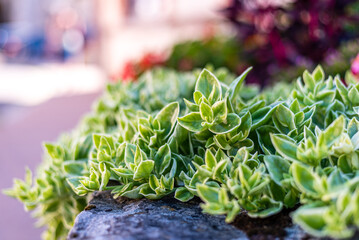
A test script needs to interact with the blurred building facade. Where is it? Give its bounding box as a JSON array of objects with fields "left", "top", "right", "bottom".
[
  {"left": 0, "top": 0, "right": 225, "bottom": 71},
  {"left": 95, "top": 0, "right": 226, "bottom": 74},
  {"left": 0, "top": 0, "right": 96, "bottom": 63}
]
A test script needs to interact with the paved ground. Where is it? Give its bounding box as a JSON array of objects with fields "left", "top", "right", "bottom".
[{"left": 0, "top": 92, "right": 100, "bottom": 240}]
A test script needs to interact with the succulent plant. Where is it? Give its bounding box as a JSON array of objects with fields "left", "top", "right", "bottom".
[{"left": 5, "top": 66, "right": 359, "bottom": 239}]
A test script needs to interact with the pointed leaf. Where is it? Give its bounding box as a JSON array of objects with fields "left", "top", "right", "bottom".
[{"left": 195, "top": 69, "right": 222, "bottom": 104}]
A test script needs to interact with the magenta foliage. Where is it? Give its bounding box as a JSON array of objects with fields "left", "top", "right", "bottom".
[{"left": 222, "top": 0, "right": 359, "bottom": 84}]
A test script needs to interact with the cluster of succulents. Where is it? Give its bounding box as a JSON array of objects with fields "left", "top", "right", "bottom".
[{"left": 5, "top": 66, "right": 359, "bottom": 239}]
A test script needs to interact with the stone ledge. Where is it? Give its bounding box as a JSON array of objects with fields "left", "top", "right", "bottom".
[{"left": 68, "top": 191, "right": 318, "bottom": 240}]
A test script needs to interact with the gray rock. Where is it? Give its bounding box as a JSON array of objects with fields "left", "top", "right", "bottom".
[{"left": 67, "top": 191, "right": 311, "bottom": 240}]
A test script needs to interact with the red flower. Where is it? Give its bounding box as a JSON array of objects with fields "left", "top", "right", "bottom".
[
  {"left": 139, "top": 53, "right": 165, "bottom": 70},
  {"left": 121, "top": 62, "right": 138, "bottom": 82}
]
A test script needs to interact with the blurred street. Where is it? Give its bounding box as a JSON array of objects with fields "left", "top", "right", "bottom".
[{"left": 0, "top": 93, "right": 100, "bottom": 240}]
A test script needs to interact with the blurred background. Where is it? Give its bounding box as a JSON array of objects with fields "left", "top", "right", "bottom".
[{"left": 0, "top": 0, "right": 358, "bottom": 239}]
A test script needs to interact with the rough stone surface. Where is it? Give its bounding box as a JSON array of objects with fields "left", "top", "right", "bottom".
[{"left": 68, "top": 191, "right": 318, "bottom": 240}]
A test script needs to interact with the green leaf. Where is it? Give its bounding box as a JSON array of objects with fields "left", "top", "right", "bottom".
[
  {"left": 205, "top": 149, "right": 217, "bottom": 169},
  {"left": 238, "top": 164, "right": 252, "bottom": 191},
  {"left": 111, "top": 166, "right": 134, "bottom": 179},
  {"left": 124, "top": 143, "right": 136, "bottom": 168},
  {"left": 348, "top": 87, "right": 359, "bottom": 105},
  {"left": 320, "top": 115, "right": 345, "bottom": 148},
  {"left": 275, "top": 104, "right": 295, "bottom": 128},
  {"left": 270, "top": 134, "right": 298, "bottom": 161},
  {"left": 167, "top": 158, "right": 177, "bottom": 179},
  {"left": 99, "top": 135, "right": 114, "bottom": 152},
  {"left": 338, "top": 155, "right": 353, "bottom": 173},
  {"left": 44, "top": 143, "right": 63, "bottom": 159},
  {"left": 184, "top": 98, "right": 199, "bottom": 112},
  {"left": 289, "top": 99, "right": 300, "bottom": 113},
  {"left": 99, "top": 163, "right": 111, "bottom": 191},
  {"left": 225, "top": 200, "right": 241, "bottom": 223},
  {"left": 197, "top": 184, "right": 219, "bottom": 203},
  {"left": 291, "top": 163, "right": 318, "bottom": 196},
  {"left": 154, "top": 144, "right": 171, "bottom": 174},
  {"left": 63, "top": 161, "right": 87, "bottom": 177},
  {"left": 155, "top": 102, "right": 180, "bottom": 138},
  {"left": 178, "top": 112, "right": 205, "bottom": 132},
  {"left": 193, "top": 91, "right": 203, "bottom": 105},
  {"left": 292, "top": 206, "right": 328, "bottom": 237},
  {"left": 304, "top": 126, "right": 315, "bottom": 141},
  {"left": 312, "top": 65, "right": 324, "bottom": 82},
  {"left": 133, "top": 160, "right": 155, "bottom": 181},
  {"left": 348, "top": 118, "right": 359, "bottom": 139},
  {"left": 175, "top": 187, "right": 194, "bottom": 202},
  {"left": 252, "top": 106, "right": 277, "bottom": 129},
  {"left": 213, "top": 134, "right": 231, "bottom": 150},
  {"left": 226, "top": 67, "right": 252, "bottom": 101},
  {"left": 139, "top": 184, "right": 162, "bottom": 199},
  {"left": 200, "top": 101, "right": 213, "bottom": 123},
  {"left": 66, "top": 177, "right": 85, "bottom": 195},
  {"left": 264, "top": 155, "right": 290, "bottom": 186},
  {"left": 256, "top": 125, "right": 278, "bottom": 155},
  {"left": 192, "top": 162, "right": 212, "bottom": 181},
  {"left": 327, "top": 168, "right": 348, "bottom": 190},
  {"left": 93, "top": 134, "right": 102, "bottom": 149},
  {"left": 214, "top": 159, "right": 228, "bottom": 179},
  {"left": 97, "top": 150, "right": 112, "bottom": 163},
  {"left": 335, "top": 77, "right": 349, "bottom": 105},
  {"left": 209, "top": 113, "right": 241, "bottom": 134},
  {"left": 303, "top": 70, "right": 315, "bottom": 91},
  {"left": 148, "top": 174, "right": 160, "bottom": 190},
  {"left": 212, "top": 99, "right": 227, "bottom": 123},
  {"left": 247, "top": 197, "right": 282, "bottom": 218},
  {"left": 138, "top": 124, "right": 153, "bottom": 141},
  {"left": 234, "top": 111, "right": 252, "bottom": 139},
  {"left": 195, "top": 69, "right": 222, "bottom": 104},
  {"left": 121, "top": 184, "right": 146, "bottom": 199}
]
